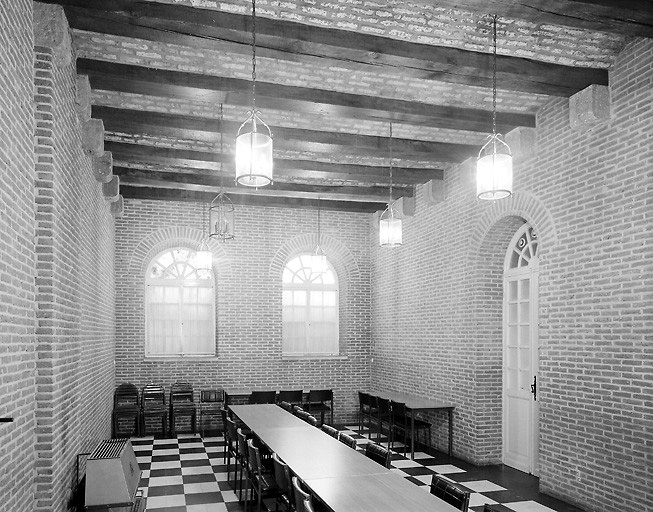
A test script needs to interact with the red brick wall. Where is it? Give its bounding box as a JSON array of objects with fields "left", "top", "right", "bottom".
[
  {"left": 371, "top": 38, "right": 652, "bottom": 512},
  {"left": 0, "top": 1, "right": 37, "bottom": 510},
  {"left": 0, "top": 3, "right": 117, "bottom": 511},
  {"left": 114, "top": 200, "right": 371, "bottom": 424}
]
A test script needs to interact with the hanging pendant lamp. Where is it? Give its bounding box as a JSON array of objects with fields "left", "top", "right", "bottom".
[
  {"left": 235, "top": 0, "right": 273, "bottom": 187},
  {"left": 477, "top": 15, "right": 512, "bottom": 201},
  {"left": 311, "top": 198, "right": 327, "bottom": 276},
  {"left": 210, "top": 104, "right": 235, "bottom": 240},
  {"left": 379, "top": 122, "right": 402, "bottom": 247}
]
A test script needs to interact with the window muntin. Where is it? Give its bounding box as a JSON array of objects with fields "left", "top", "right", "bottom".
[
  {"left": 282, "top": 254, "right": 339, "bottom": 356},
  {"left": 145, "top": 248, "right": 215, "bottom": 357}
]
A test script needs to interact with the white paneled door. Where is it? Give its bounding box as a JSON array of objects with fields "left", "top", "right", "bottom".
[{"left": 503, "top": 224, "right": 539, "bottom": 475}]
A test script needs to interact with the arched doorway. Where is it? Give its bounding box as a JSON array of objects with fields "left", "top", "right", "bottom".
[{"left": 503, "top": 223, "right": 539, "bottom": 474}]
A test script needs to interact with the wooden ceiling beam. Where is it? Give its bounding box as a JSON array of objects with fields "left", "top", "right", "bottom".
[
  {"left": 120, "top": 185, "right": 386, "bottom": 213},
  {"left": 52, "top": 1, "right": 609, "bottom": 96},
  {"left": 77, "top": 58, "right": 535, "bottom": 134},
  {"left": 105, "top": 142, "right": 443, "bottom": 185},
  {"left": 114, "top": 167, "right": 413, "bottom": 202},
  {"left": 94, "top": 106, "right": 477, "bottom": 162}
]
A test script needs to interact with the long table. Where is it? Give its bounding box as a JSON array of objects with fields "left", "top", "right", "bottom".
[
  {"left": 230, "top": 404, "right": 460, "bottom": 512},
  {"left": 367, "top": 389, "right": 455, "bottom": 459}
]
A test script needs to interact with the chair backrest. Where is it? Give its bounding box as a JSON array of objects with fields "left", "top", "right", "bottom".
[
  {"left": 278, "top": 389, "right": 303, "bottom": 403},
  {"left": 338, "top": 432, "right": 357, "bottom": 449},
  {"left": 225, "top": 415, "right": 237, "bottom": 442},
  {"left": 170, "top": 382, "right": 194, "bottom": 404},
  {"left": 236, "top": 428, "right": 249, "bottom": 462},
  {"left": 308, "top": 389, "right": 333, "bottom": 402},
  {"left": 365, "top": 442, "right": 391, "bottom": 468},
  {"left": 303, "top": 500, "right": 315, "bottom": 512},
  {"left": 305, "top": 415, "right": 318, "bottom": 427},
  {"left": 271, "top": 452, "right": 291, "bottom": 494},
  {"left": 141, "top": 384, "right": 165, "bottom": 408},
  {"left": 377, "top": 397, "right": 390, "bottom": 415},
  {"left": 292, "top": 476, "right": 312, "bottom": 512},
  {"left": 200, "top": 389, "right": 224, "bottom": 403},
  {"left": 114, "top": 383, "right": 139, "bottom": 408},
  {"left": 358, "top": 391, "right": 370, "bottom": 409},
  {"left": 390, "top": 400, "right": 408, "bottom": 423},
  {"left": 292, "top": 405, "right": 304, "bottom": 415},
  {"left": 430, "top": 474, "right": 470, "bottom": 512},
  {"left": 483, "top": 505, "right": 504, "bottom": 512},
  {"left": 250, "top": 390, "right": 277, "bottom": 404},
  {"left": 295, "top": 410, "right": 310, "bottom": 422},
  {"left": 321, "top": 424, "right": 339, "bottom": 438},
  {"left": 247, "top": 438, "right": 262, "bottom": 474}
]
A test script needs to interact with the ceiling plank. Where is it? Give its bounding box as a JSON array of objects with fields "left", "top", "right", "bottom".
[
  {"left": 94, "top": 106, "right": 477, "bottom": 162},
  {"left": 77, "top": 58, "right": 535, "bottom": 134},
  {"left": 115, "top": 167, "right": 413, "bottom": 201},
  {"left": 105, "top": 141, "right": 444, "bottom": 185},
  {"left": 55, "top": 1, "right": 608, "bottom": 96},
  {"left": 120, "top": 185, "right": 386, "bottom": 213}
]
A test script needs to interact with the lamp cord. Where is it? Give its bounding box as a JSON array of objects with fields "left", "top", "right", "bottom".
[
  {"left": 317, "top": 197, "right": 321, "bottom": 245},
  {"left": 389, "top": 122, "right": 393, "bottom": 207},
  {"left": 492, "top": 14, "right": 497, "bottom": 138},
  {"left": 251, "top": 0, "right": 257, "bottom": 111},
  {"left": 219, "top": 103, "right": 224, "bottom": 189}
]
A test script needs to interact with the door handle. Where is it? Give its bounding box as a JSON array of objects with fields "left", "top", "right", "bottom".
[{"left": 530, "top": 376, "right": 537, "bottom": 401}]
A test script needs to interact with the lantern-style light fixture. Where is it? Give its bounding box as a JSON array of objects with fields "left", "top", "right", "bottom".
[
  {"left": 477, "top": 15, "right": 512, "bottom": 201},
  {"left": 209, "top": 104, "right": 235, "bottom": 241},
  {"left": 235, "top": 0, "right": 273, "bottom": 187},
  {"left": 311, "top": 198, "right": 327, "bottom": 276},
  {"left": 379, "top": 122, "right": 402, "bottom": 247}
]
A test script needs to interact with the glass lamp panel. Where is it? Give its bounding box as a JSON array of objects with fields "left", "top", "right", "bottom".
[
  {"left": 379, "top": 217, "right": 402, "bottom": 246},
  {"left": 235, "top": 131, "right": 273, "bottom": 187},
  {"left": 477, "top": 152, "right": 513, "bottom": 200},
  {"left": 310, "top": 251, "right": 327, "bottom": 276}
]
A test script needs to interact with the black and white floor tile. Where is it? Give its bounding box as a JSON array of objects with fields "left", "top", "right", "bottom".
[{"left": 131, "top": 427, "right": 584, "bottom": 512}]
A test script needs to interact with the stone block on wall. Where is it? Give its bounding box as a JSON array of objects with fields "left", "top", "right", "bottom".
[
  {"left": 76, "top": 75, "right": 92, "bottom": 122},
  {"left": 82, "top": 119, "right": 105, "bottom": 156},
  {"left": 506, "top": 127, "right": 536, "bottom": 159},
  {"left": 102, "top": 175, "right": 120, "bottom": 202},
  {"left": 92, "top": 151, "right": 113, "bottom": 183},
  {"left": 569, "top": 84, "right": 611, "bottom": 131},
  {"left": 395, "top": 196, "right": 415, "bottom": 217},
  {"left": 424, "top": 179, "right": 445, "bottom": 204},
  {"left": 111, "top": 195, "right": 124, "bottom": 217},
  {"left": 33, "top": 2, "right": 72, "bottom": 66}
]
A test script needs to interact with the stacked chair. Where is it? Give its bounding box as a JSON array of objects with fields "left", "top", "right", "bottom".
[
  {"left": 305, "top": 389, "right": 333, "bottom": 426},
  {"left": 198, "top": 388, "right": 223, "bottom": 437},
  {"left": 112, "top": 383, "right": 140, "bottom": 438},
  {"left": 169, "top": 382, "right": 196, "bottom": 435},
  {"left": 141, "top": 384, "right": 167, "bottom": 437}
]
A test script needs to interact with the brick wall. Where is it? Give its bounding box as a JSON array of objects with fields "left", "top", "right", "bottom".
[
  {"left": 370, "top": 38, "right": 652, "bottom": 512},
  {"left": 0, "top": 1, "right": 37, "bottom": 511},
  {"left": 114, "top": 200, "right": 371, "bottom": 424},
  {"left": 0, "top": 3, "right": 117, "bottom": 511}
]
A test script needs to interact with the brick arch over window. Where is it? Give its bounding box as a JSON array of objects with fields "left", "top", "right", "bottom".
[
  {"left": 270, "top": 233, "right": 361, "bottom": 355},
  {"left": 127, "top": 227, "right": 231, "bottom": 279}
]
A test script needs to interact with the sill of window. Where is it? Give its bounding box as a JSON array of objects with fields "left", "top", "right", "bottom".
[
  {"left": 282, "top": 355, "right": 347, "bottom": 361},
  {"left": 144, "top": 355, "right": 218, "bottom": 362}
]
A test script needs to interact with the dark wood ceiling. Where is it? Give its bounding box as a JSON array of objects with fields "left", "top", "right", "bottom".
[{"left": 43, "top": 0, "right": 653, "bottom": 212}]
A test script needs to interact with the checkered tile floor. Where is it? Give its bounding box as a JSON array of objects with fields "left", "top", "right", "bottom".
[{"left": 132, "top": 426, "right": 585, "bottom": 512}]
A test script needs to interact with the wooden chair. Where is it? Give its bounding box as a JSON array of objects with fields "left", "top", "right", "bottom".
[
  {"left": 140, "top": 384, "right": 167, "bottom": 437},
  {"left": 305, "top": 389, "right": 333, "bottom": 426},
  {"left": 358, "top": 391, "right": 374, "bottom": 431},
  {"left": 390, "top": 400, "right": 431, "bottom": 455},
  {"left": 250, "top": 390, "right": 277, "bottom": 404},
  {"left": 224, "top": 416, "right": 239, "bottom": 488},
  {"left": 278, "top": 400, "right": 293, "bottom": 412},
  {"left": 198, "top": 389, "right": 223, "bottom": 437},
  {"left": 364, "top": 442, "right": 391, "bottom": 468},
  {"left": 292, "top": 476, "right": 314, "bottom": 512},
  {"left": 430, "top": 474, "right": 470, "bottom": 511},
  {"left": 305, "top": 414, "right": 318, "bottom": 427},
  {"left": 321, "top": 424, "right": 339, "bottom": 438},
  {"left": 169, "top": 382, "right": 196, "bottom": 435},
  {"left": 339, "top": 432, "right": 358, "bottom": 449},
  {"left": 375, "top": 397, "right": 391, "bottom": 442},
  {"left": 112, "top": 383, "right": 140, "bottom": 438},
  {"left": 271, "top": 452, "right": 292, "bottom": 512},
  {"left": 236, "top": 428, "right": 250, "bottom": 502},
  {"left": 247, "top": 439, "right": 278, "bottom": 512}
]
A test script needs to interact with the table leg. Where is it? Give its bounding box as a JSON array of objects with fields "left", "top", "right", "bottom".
[
  {"left": 448, "top": 408, "right": 453, "bottom": 457},
  {"left": 410, "top": 411, "right": 415, "bottom": 460}
]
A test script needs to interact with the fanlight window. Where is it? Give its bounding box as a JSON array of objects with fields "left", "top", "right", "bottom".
[
  {"left": 507, "top": 225, "right": 538, "bottom": 270},
  {"left": 282, "top": 254, "right": 339, "bottom": 356},
  {"left": 145, "top": 248, "right": 215, "bottom": 357}
]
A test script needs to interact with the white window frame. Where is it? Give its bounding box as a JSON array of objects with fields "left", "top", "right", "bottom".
[
  {"left": 145, "top": 247, "right": 216, "bottom": 357},
  {"left": 282, "top": 253, "right": 339, "bottom": 357}
]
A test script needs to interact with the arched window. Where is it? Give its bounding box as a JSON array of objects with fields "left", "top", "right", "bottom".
[
  {"left": 282, "top": 254, "right": 339, "bottom": 356},
  {"left": 145, "top": 247, "right": 215, "bottom": 357}
]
